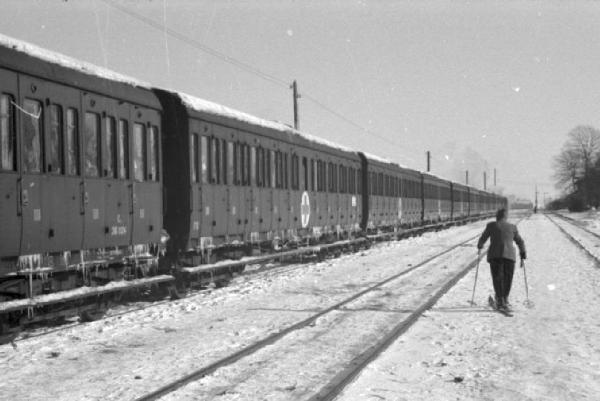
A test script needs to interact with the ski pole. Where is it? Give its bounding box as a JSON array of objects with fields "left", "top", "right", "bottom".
[
  {"left": 470, "top": 249, "right": 481, "bottom": 305},
  {"left": 521, "top": 259, "right": 530, "bottom": 304}
]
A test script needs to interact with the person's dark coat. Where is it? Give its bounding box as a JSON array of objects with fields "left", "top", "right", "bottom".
[{"left": 477, "top": 220, "right": 526, "bottom": 262}]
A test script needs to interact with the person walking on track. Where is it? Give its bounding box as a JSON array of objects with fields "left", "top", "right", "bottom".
[{"left": 477, "top": 208, "right": 526, "bottom": 312}]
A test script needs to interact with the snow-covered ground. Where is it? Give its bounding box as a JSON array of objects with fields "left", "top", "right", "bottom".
[
  {"left": 559, "top": 209, "right": 600, "bottom": 235},
  {"left": 4, "top": 214, "right": 595, "bottom": 401},
  {"left": 0, "top": 222, "right": 488, "bottom": 401},
  {"left": 337, "top": 213, "right": 600, "bottom": 401},
  {"left": 547, "top": 213, "right": 600, "bottom": 261}
]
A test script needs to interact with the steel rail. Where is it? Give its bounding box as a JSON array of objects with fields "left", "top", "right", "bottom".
[
  {"left": 545, "top": 213, "right": 600, "bottom": 267},
  {"left": 134, "top": 227, "right": 497, "bottom": 401},
  {"left": 9, "top": 216, "right": 492, "bottom": 344},
  {"left": 306, "top": 215, "right": 528, "bottom": 401}
]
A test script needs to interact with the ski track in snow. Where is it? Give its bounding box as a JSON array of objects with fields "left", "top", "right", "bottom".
[
  {"left": 0, "top": 222, "right": 488, "bottom": 401},
  {"left": 337, "top": 214, "right": 600, "bottom": 401}
]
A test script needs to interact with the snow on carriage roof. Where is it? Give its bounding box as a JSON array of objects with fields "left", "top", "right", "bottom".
[
  {"left": 178, "top": 92, "right": 356, "bottom": 154},
  {"left": 0, "top": 33, "right": 151, "bottom": 88}
]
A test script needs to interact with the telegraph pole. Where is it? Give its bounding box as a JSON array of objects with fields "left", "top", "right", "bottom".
[
  {"left": 494, "top": 168, "right": 497, "bottom": 186},
  {"left": 426, "top": 151, "right": 431, "bottom": 172},
  {"left": 291, "top": 80, "right": 300, "bottom": 129},
  {"left": 483, "top": 171, "right": 487, "bottom": 190},
  {"left": 534, "top": 184, "right": 538, "bottom": 213},
  {"left": 465, "top": 170, "right": 469, "bottom": 185}
]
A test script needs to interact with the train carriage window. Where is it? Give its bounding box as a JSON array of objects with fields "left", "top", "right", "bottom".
[
  {"left": 311, "top": 159, "right": 316, "bottom": 191},
  {"left": 315, "top": 160, "right": 320, "bottom": 191},
  {"left": 255, "top": 146, "right": 262, "bottom": 186},
  {"left": 148, "top": 126, "right": 159, "bottom": 181},
  {"left": 47, "top": 105, "right": 64, "bottom": 174},
  {"left": 273, "top": 151, "right": 279, "bottom": 188},
  {"left": 291, "top": 154, "right": 299, "bottom": 190},
  {"left": 372, "top": 173, "right": 377, "bottom": 195},
  {"left": 222, "top": 139, "right": 228, "bottom": 185},
  {"left": 238, "top": 143, "right": 247, "bottom": 185},
  {"left": 0, "top": 94, "right": 16, "bottom": 171},
  {"left": 232, "top": 141, "right": 239, "bottom": 185},
  {"left": 118, "top": 120, "right": 129, "bottom": 179},
  {"left": 190, "top": 134, "right": 199, "bottom": 183},
  {"left": 276, "top": 151, "right": 283, "bottom": 189},
  {"left": 240, "top": 143, "right": 246, "bottom": 186},
  {"left": 250, "top": 146, "right": 256, "bottom": 186},
  {"left": 104, "top": 116, "right": 117, "bottom": 178},
  {"left": 228, "top": 141, "right": 235, "bottom": 185},
  {"left": 66, "top": 109, "right": 79, "bottom": 176},
  {"left": 22, "top": 99, "right": 43, "bottom": 173},
  {"left": 270, "top": 150, "right": 276, "bottom": 188},
  {"left": 322, "top": 160, "right": 327, "bottom": 192},
  {"left": 263, "top": 148, "right": 268, "bottom": 187},
  {"left": 328, "top": 162, "right": 337, "bottom": 193},
  {"left": 316, "top": 160, "right": 323, "bottom": 192},
  {"left": 284, "top": 153, "right": 288, "bottom": 189},
  {"left": 133, "top": 123, "right": 147, "bottom": 182},
  {"left": 238, "top": 143, "right": 245, "bottom": 185},
  {"left": 211, "top": 137, "right": 220, "bottom": 184},
  {"left": 84, "top": 112, "right": 101, "bottom": 177},
  {"left": 200, "top": 135, "right": 208, "bottom": 184},
  {"left": 245, "top": 145, "right": 251, "bottom": 186}
]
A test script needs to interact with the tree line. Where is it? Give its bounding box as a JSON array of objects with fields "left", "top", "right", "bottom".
[{"left": 550, "top": 125, "right": 600, "bottom": 211}]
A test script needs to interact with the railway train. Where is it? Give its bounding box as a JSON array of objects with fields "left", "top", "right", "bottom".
[{"left": 0, "top": 34, "right": 506, "bottom": 331}]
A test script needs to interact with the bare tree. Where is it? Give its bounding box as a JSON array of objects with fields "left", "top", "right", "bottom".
[
  {"left": 553, "top": 125, "right": 600, "bottom": 203},
  {"left": 553, "top": 147, "right": 580, "bottom": 191}
]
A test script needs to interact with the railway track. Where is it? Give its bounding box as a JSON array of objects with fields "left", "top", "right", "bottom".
[
  {"left": 8, "top": 216, "right": 489, "bottom": 345},
  {"left": 135, "top": 215, "right": 528, "bottom": 401},
  {"left": 545, "top": 212, "right": 600, "bottom": 265}
]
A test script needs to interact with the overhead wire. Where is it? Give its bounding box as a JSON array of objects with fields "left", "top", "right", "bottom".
[{"left": 99, "top": 0, "right": 419, "bottom": 157}]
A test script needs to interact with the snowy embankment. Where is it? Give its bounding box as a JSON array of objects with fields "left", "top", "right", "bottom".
[
  {"left": 559, "top": 209, "right": 600, "bottom": 235},
  {"left": 338, "top": 214, "right": 600, "bottom": 401},
  {"left": 0, "top": 222, "right": 487, "bottom": 401},
  {"left": 548, "top": 213, "right": 600, "bottom": 261}
]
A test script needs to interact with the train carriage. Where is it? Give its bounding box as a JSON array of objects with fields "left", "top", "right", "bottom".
[
  {"left": 0, "top": 33, "right": 510, "bottom": 334},
  {"left": 359, "top": 153, "right": 401, "bottom": 232},
  {"left": 397, "top": 165, "right": 422, "bottom": 227},
  {"left": 156, "top": 90, "right": 363, "bottom": 266},
  {"left": 0, "top": 36, "right": 164, "bottom": 303},
  {"left": 422, "top": 173, "right": 451, "bottom": 223},
  {"left": 451, "top": 182, "right": 469, "bottom": 220}
]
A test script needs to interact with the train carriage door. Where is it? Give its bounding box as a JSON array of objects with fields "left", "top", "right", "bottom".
[
  {"left": 0, "top": 69, "right": 20, "bottom": 257},
  {"left": 130, "top": 107, "right": 162, "bottom": 246},
  {"left": 188, "top": 131, "right": 203, "bottom": 243},
  {"left": 226, "top": 136, "right": 241, "bottom": 238},
  {"left": 249, "top": 144, "right": 258, "bottom": 234},
  {"left": 103, "top": 99, "right": 131, "bottom": 249},
  {"left": 256, "top": 145, "right": 269, "bottom": 235},
  {"left": 18, "top": 77, "right": 46, "bottom": 254},
  {"left": 41, "top": 82, "right": 84, "bottom": 253},
  {"left": 210, "top": 125, "right": 228, "bottom": 240},
  {"left": 81, "top": 93, "right": 106, "bottom": 250},
  {"left": 239, "top": 141, "right": 250, "bottom": 239},
  {"left": 281, "top": 150, "right": 291, "bottom": 238}
]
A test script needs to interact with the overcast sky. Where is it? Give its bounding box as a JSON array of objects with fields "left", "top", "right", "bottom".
[{"left": 2, "top": 0, "right": 600, "bottom": 200}]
